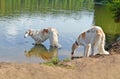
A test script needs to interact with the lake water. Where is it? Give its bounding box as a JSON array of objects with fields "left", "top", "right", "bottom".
[{"left": 0, "top": 0, "right": 119, "bottom": 63}]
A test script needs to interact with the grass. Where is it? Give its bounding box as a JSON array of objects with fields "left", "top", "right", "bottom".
[
  {"left": 43, "top": 57, "right": 75, "bottom": 69},
  {"left": 43, "top": 57, "right": 59, "bottom": 66}
]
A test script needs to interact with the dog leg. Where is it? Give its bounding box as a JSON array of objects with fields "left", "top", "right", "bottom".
[
  {"left": 84, "top": 44, "right": 91, "bottom": 57},
  {"left": 91, "top": 43, "right": 99, "bottom": 56},
  {"left": 49, "top": 30, "right": 60, "bottom": 48},
  {"left": 99, "top": 37, "right": 109, "bottom": 54},
  {"left": 91, "top": 45, "right": 94, "bottom": 56},
  {"left": 91, "top": 32, "right": 102, "bottom": 55},
  {"left": 34, "top": 39, "right": 42, "bottom": 45}
]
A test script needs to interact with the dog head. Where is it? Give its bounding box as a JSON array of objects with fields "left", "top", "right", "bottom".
[{"left": 24, "top": 29, "right": 33, "bottom": 38}]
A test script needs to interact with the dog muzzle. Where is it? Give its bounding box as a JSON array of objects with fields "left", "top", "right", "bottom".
[{"left": 24, "top": 33, "right": 28, "bottom": 38}]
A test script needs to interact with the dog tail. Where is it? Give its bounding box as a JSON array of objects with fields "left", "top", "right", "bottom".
[{"left": 99, "top": 28, "right": 109, "bottom": 55}]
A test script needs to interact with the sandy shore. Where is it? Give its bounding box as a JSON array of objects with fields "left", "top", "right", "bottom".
[
  {"left": 0, "top": 53, "right": 120, "bottom": 79},
  {"left": 0, "top": 34, "right": 119, "bottom": 79}
]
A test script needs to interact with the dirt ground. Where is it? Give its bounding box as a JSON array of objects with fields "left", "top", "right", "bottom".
[
  {"left": 0, "top": 41, "right": 119, "bottom": 79},
  {"left": 0, "top": 53, "right": 120, "bottom": 79}
]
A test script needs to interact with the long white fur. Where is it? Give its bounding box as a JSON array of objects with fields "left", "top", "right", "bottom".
[
  {"left": 24, "top": 27, "right": 61, "bottom": 48},
  {"left": 71, "top": 26, "right": 109, "bottom": 57}
]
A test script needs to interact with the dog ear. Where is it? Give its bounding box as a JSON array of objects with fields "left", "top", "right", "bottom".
[
  {"left": 43, "top": 29, "right": 48, "bottom": 33},
  {"left": 28, "top": 29, "right": 33, "bottom": 36}
]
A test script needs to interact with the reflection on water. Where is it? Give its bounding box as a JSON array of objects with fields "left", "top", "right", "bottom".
[
  {"left": 0, "top": 0, "right": 94, "bottom": 17},
  {"left": 25, "top": 44, "right": 58, "bottom": 61}
]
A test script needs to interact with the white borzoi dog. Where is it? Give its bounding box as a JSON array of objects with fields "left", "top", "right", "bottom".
[
  {"left": 24, "top": 27, "right": 61, "bottom": 48},
  {"left": 71, "top": 26, "right": 109, "bottom": 58}
]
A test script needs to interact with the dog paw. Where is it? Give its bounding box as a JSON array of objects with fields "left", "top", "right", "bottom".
[
  {"left": 57, "top": 44, "right": 62, "bottom": 49},
  {"left": 55, "top": 44, "right": 62, "bottom": 49}
]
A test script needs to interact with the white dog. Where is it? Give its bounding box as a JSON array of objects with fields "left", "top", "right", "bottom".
[
  {"left": 71, "top": 26, "right": 109, "bottom": 58},
  {"left": 24, "top": 27, "right": 61, "bottom": 48}
]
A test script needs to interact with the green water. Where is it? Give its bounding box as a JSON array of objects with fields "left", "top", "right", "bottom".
[{"left": 94, "top": 4, "right": 120, "bottom": 48}]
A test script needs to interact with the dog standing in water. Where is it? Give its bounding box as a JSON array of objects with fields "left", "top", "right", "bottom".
[
  {"left": 24, "top": 27, "right": 61, "bottom": 48},
  {"left": 71, "top": 26, "right": 109, "bottom": 58}
]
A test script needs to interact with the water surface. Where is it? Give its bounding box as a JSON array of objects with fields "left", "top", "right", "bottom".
[{"left": 0, "top": 0, "right": 119, "bottom": 63}]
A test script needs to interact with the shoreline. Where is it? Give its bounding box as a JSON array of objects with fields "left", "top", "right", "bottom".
[
  {"left": 0, "top": 41, "right": 119, "bottom": 79},
  {"left": 0, "top": 53, "right": 119, "bottom": 79}
]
